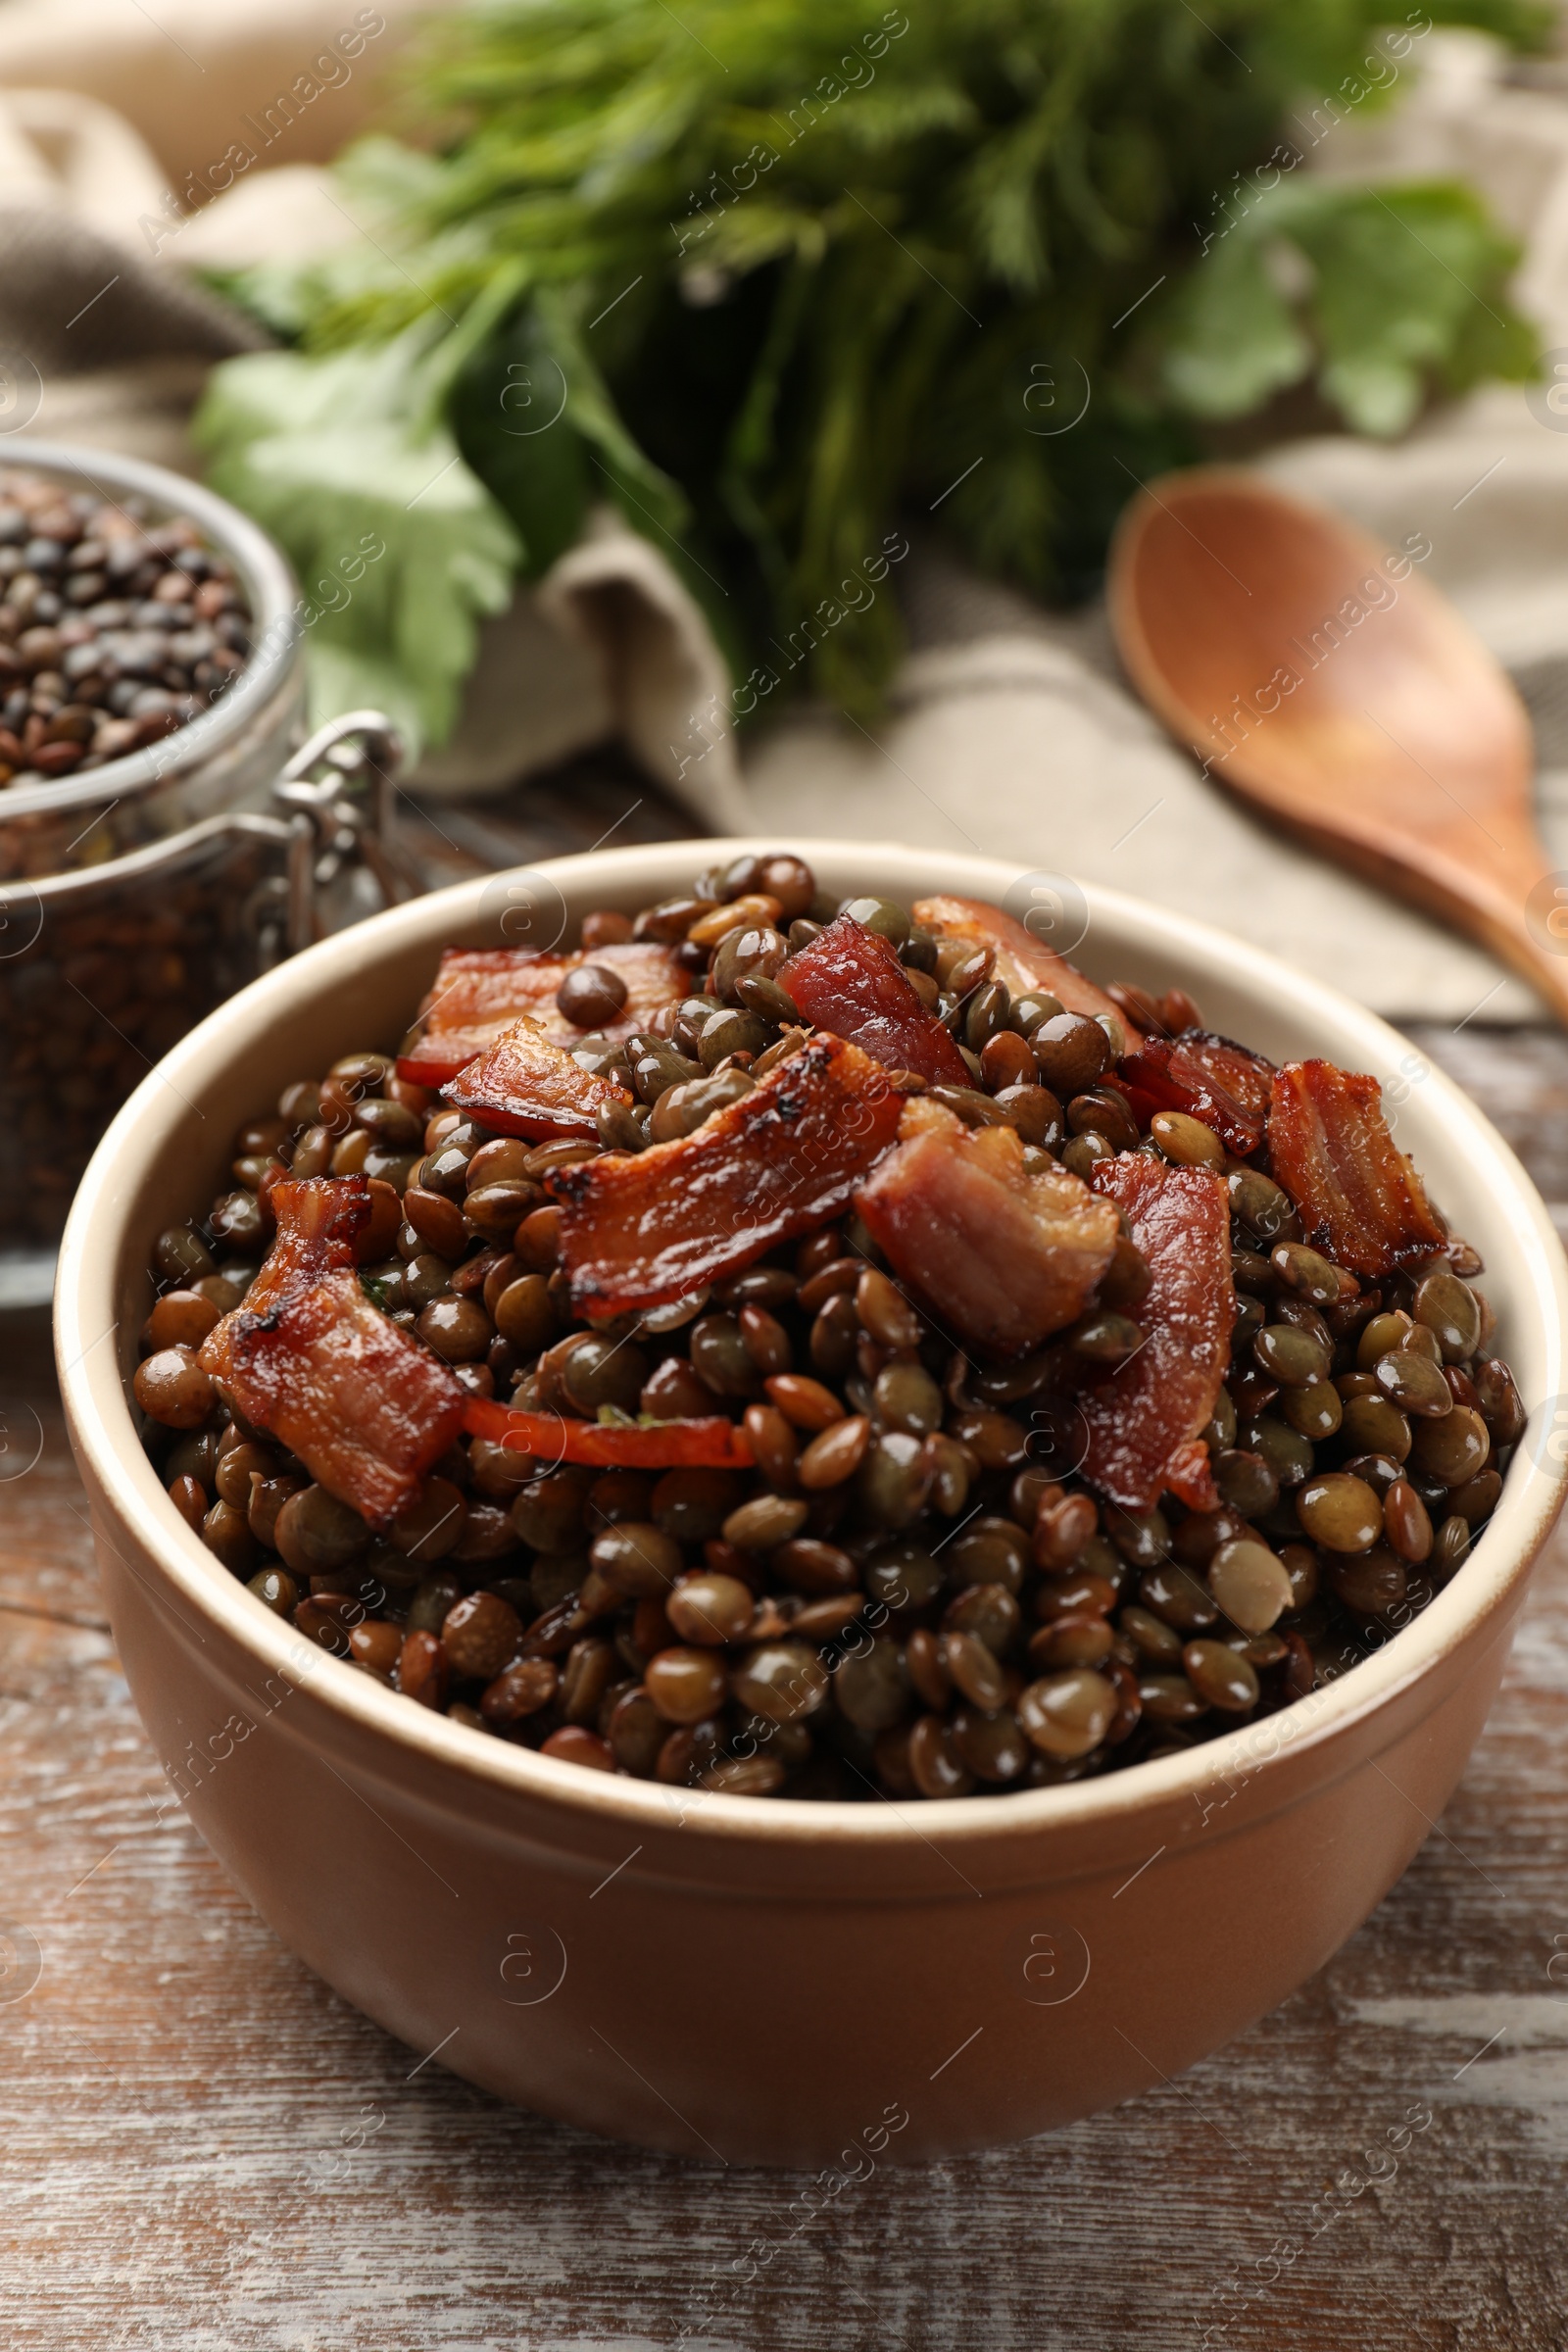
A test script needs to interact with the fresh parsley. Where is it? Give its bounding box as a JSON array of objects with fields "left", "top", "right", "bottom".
[{"left": 197, "top": 0, "right": 1546, "bottom": 733}]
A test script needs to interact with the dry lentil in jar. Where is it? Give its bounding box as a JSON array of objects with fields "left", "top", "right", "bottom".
[
  {"left": 1, "top": 842, "right": 275, "bottom": 1245},
  {"left": 0, "top": 469, "right": 252, "bottom": 793},
  {"left": 133, "top": 854, "right": 1526, "bottom": 1798},
  {"left": 0, "top": 467, "right": 260, "bottom": 1242}
]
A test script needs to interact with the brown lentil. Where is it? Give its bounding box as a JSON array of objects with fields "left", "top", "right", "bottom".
[
  {"left": 721, "top": 1494, "right": 809, "bottom": 1549},
  {"left": 1028, "top": 1612, "right": 1115, "bottom": 1669},
  {"left": 833, "top": 1638, "right": 911, "bottom": 1731},
  {"left": 772, "top": 1539, "right": 858, "bottom": 1595},
  {"left": 1282, "top": 1381, "right": 1343, "bottom": 1440},
  {"left": 1017, "top": 1669, "right": 1117, "bottom": 1759},
  {"left": 1271, "top": 1243, "right": 1344, "bottom": 1303},
  {"left": 1382, "top": 1477, "right": 1434, "bottom": 1562},
  {"left": 1206, "top": 1538, "right": 1294, "bottom": 1634},
  {"left": 1413, "top": 1269, "right": 1483, "bottom": 1361},
  {"left": 646, "top": 1646, "right": 730, "bottom": 1725},
  {"left": 167, "top": 1473, "right": 207, "bottom": 1532},
  {"left": 140, "top": 854, "right": 1519, "bottom": 1802},
  {"left": 904, "top": 1714, "right": 973, "bottom": 1798},
  {"left": 442, "top": 1592, "right": 524, "bottom": 1681},
  {"left": 1151, "top": 1109, "right": 1223, "bottom": 1167},
  {"left": 246, "top": 1565, "right": 298, "bottom": 1617},
  {"left": 1372, "top": 1349, "right": 1453, "bottom": 1418},
  {"left": 950, "top": 1705, "right": 1029, "bottom": 1784},
  {"left": 742, "top": 1403, "right": 799, "bottom": 1491},
  {"left": 1118, "top": 1605, "right": 1184, "bottom": 1665},
  {"left": 1340, "top": 1394, "right": 1412, "bottom": 1462},
  {"left": 1328, "top": 1546, "right": 1407, "bottom": 1619},
  {"left": 541, "top": 1726, "right": 615, "bottom": 1771},
  {"left": 348, "top": 1621, "right": 404, "bottom": 1684},
  {"left": 1035, "top": 1569, "right": 1118, "bottom": 1621},
  {"left": 201, "top": 1499, "right": 259, "bottom": 1575},
  {"left": 1138, "top": 1562, "right": 1219, "bottom": 1633},
  {"left": 1254, "top": 1324, "right": 1330, "bottom": 1388},
  {"left": 398, "top": 1630, "right": 449, "bottom": 1709},
  {"left": 1446, "top": 1468, "right": 1501, "bottom": 1528},
  {"left": 1474, "top": 1357, "right": 1526, "bottom": 1444},
  {"left": 1031, "top": 1012, "right": 1113, "bottom": 1094},
  {"left": 591, "top": 1521, "right": 683, "bottom": 1596},
  {"left": 391, "top": 1479, "right": 467, "bottom": 1561},
  {"left": 764, "top": 1374, "right": 846, "bottom": 1431},
  {"left": 1138, "top": 1672, "right": 1208, "bottom": 1724},
  {"left": 1298, "top": 1472, "right": 1383, "bottom": 1552},
  {"left": 731, "top": 1641, "right": 828, "bottom": 1724},
  {"left": 1409, "top": 1407, "right": 1491, "bottom": 1488},
  {"left": 134, "top": 1347, "right": 215, "bottom": 1430},
  {"left": 481, "top": 1656, "right": 560, "bottom": 1724},
  {"left": 666, "top": 1571, "right": 757, "bottom": 1644},
  {"left": 1182, "top": 1640, "right": 1259, "bottom": 1713},
  {"left": 1433, "top": 1515, "right": 1472, "bottom": 1579}
]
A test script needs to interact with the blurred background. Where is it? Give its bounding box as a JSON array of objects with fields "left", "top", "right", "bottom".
[{"left": 0, "top": 1, "right": 1564, "bottom": 952}]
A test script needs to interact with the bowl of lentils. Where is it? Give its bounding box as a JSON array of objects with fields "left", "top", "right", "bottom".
[{"left": 55, "top": 841, "right": 1568, "bottom": 2164}]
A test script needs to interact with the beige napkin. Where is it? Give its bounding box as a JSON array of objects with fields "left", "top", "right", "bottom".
[
  {"left": 0, "top": 0, "right": 450, "bottom": 183},
  {"left": 0, "top": 0, "right": 752, "bottom": 821},
  {"left": 5, "top": 19, "right": 1568, "bottom": 1011}
]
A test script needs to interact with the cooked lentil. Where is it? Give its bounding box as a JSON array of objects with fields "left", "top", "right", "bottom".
[{"left": 134, "top": 854, "right": 1522, "bottom": 1798}]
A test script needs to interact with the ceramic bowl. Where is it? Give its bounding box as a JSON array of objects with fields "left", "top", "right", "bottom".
[{"left": 54, "top": 840, "right": 1568, "bottom": 2167}]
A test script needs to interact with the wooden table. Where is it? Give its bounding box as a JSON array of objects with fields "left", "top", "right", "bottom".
[{"left": 5, "top": 1014, "right": 1568, "bottom": 2352}]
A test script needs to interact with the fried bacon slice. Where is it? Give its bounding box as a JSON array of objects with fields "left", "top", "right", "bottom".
[
  {"left": 1116, "top": 1030, "right": 1275, "bottom": 1157},
  {"left": 778, "top": 912, "right": 970, "bottom": 1085},
  {"left": 397, "top": 940, "right": 685, "bottom": 1087},
  {"left": 199, "top": 1176, "right": 466, "bottom": 1528},
  {"left": 217, "top": 1174, "right": 368, "bottom": 1327},
  {"left": 911, "top": 895, "right": 1141, "bottom": 1048},
  {"left": 1267, "top": 1059, "right": 1446, "bottom": 1278},
  {"left": 1079, "top": 1154, "right": 1234, "bottom": 1512},
  {"left": 441, "top": 1016, "right": 634, "bottom": 1140},
  {"left": 463, "top": 1397, "right": 755, "bottom": 1469},
  {"left": 552, "top": 1033, "right": 903, "bottom": 1315},
  {"left": 855, "top": 1097, "right": 1119, "bottom": 1358}
]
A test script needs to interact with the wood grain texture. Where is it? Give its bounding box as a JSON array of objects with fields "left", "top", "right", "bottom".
[
  {"left": 1107, "top": 472, "right": 1568, "bottom": 1027},
  {"left": 3, "top": 1022, "right": 1566, "bottom": 2352}
]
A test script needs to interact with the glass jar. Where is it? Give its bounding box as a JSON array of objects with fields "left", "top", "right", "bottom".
[{"left": 0, "top": 440, "right": 415, "bottom": 1302}]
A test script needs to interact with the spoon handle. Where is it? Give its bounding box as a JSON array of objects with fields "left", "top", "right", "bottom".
[
  {"left": 1403, "top": 825, "right": 1568, "bottom": 1027},
  {"left": 1476, "top": 881, "right": 1568, "bottom": 1028},
  {"left": 1285, "top": 808, "right": 1568, "bottom": 1027}
]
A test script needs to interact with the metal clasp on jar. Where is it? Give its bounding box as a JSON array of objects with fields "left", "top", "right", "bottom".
[{"left": 270, "top": 709, "right": 422, "bottom": 955}]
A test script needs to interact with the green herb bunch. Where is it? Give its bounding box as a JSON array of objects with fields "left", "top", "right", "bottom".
[{"left": 199, "top": 0, "right": 1546, "bottom": 748}]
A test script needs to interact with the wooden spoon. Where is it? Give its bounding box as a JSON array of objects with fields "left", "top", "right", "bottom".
[{"left": 1106, "top": 465, "right": 1568, "bottom": 1021}]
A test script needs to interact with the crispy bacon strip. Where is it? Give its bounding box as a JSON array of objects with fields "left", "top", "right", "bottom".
[
  {"left": 855, "top": 1098, "right": 1118, "bottom": 1357},
  {"left": 1079, "top": 1154, "right": 1233, "bottom": 1512},
  {"left": 199, "top": 1176, "right": 465, "bottom": 1528},
  {"left": 1116, "top": 1030, "right": 1275, "bottom": 1157},
  {"left": 441, "top": 1016, "right": 633, "bottom": 1140},
  {"left": 552, "top": 1033, "right": 903, "bottom": 1314},
  {"left": 1267, "top": 1059, "right": 1445, "bottom": 1278},
  {"left": 200, "top": 1177, "right": 368, "bottom": 1377},
  {"left": 398, "top": 940, "right": 685, "bottom": 1087},
  {"left": 778, "top": 912, "right": 970, "bottom": 1085},
  {"left": 911, "top": 895, "right": 1141, "bottom": 1047},
  {"left": 463, "top": 1396, "right": 755, "bottom": 1469}
]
